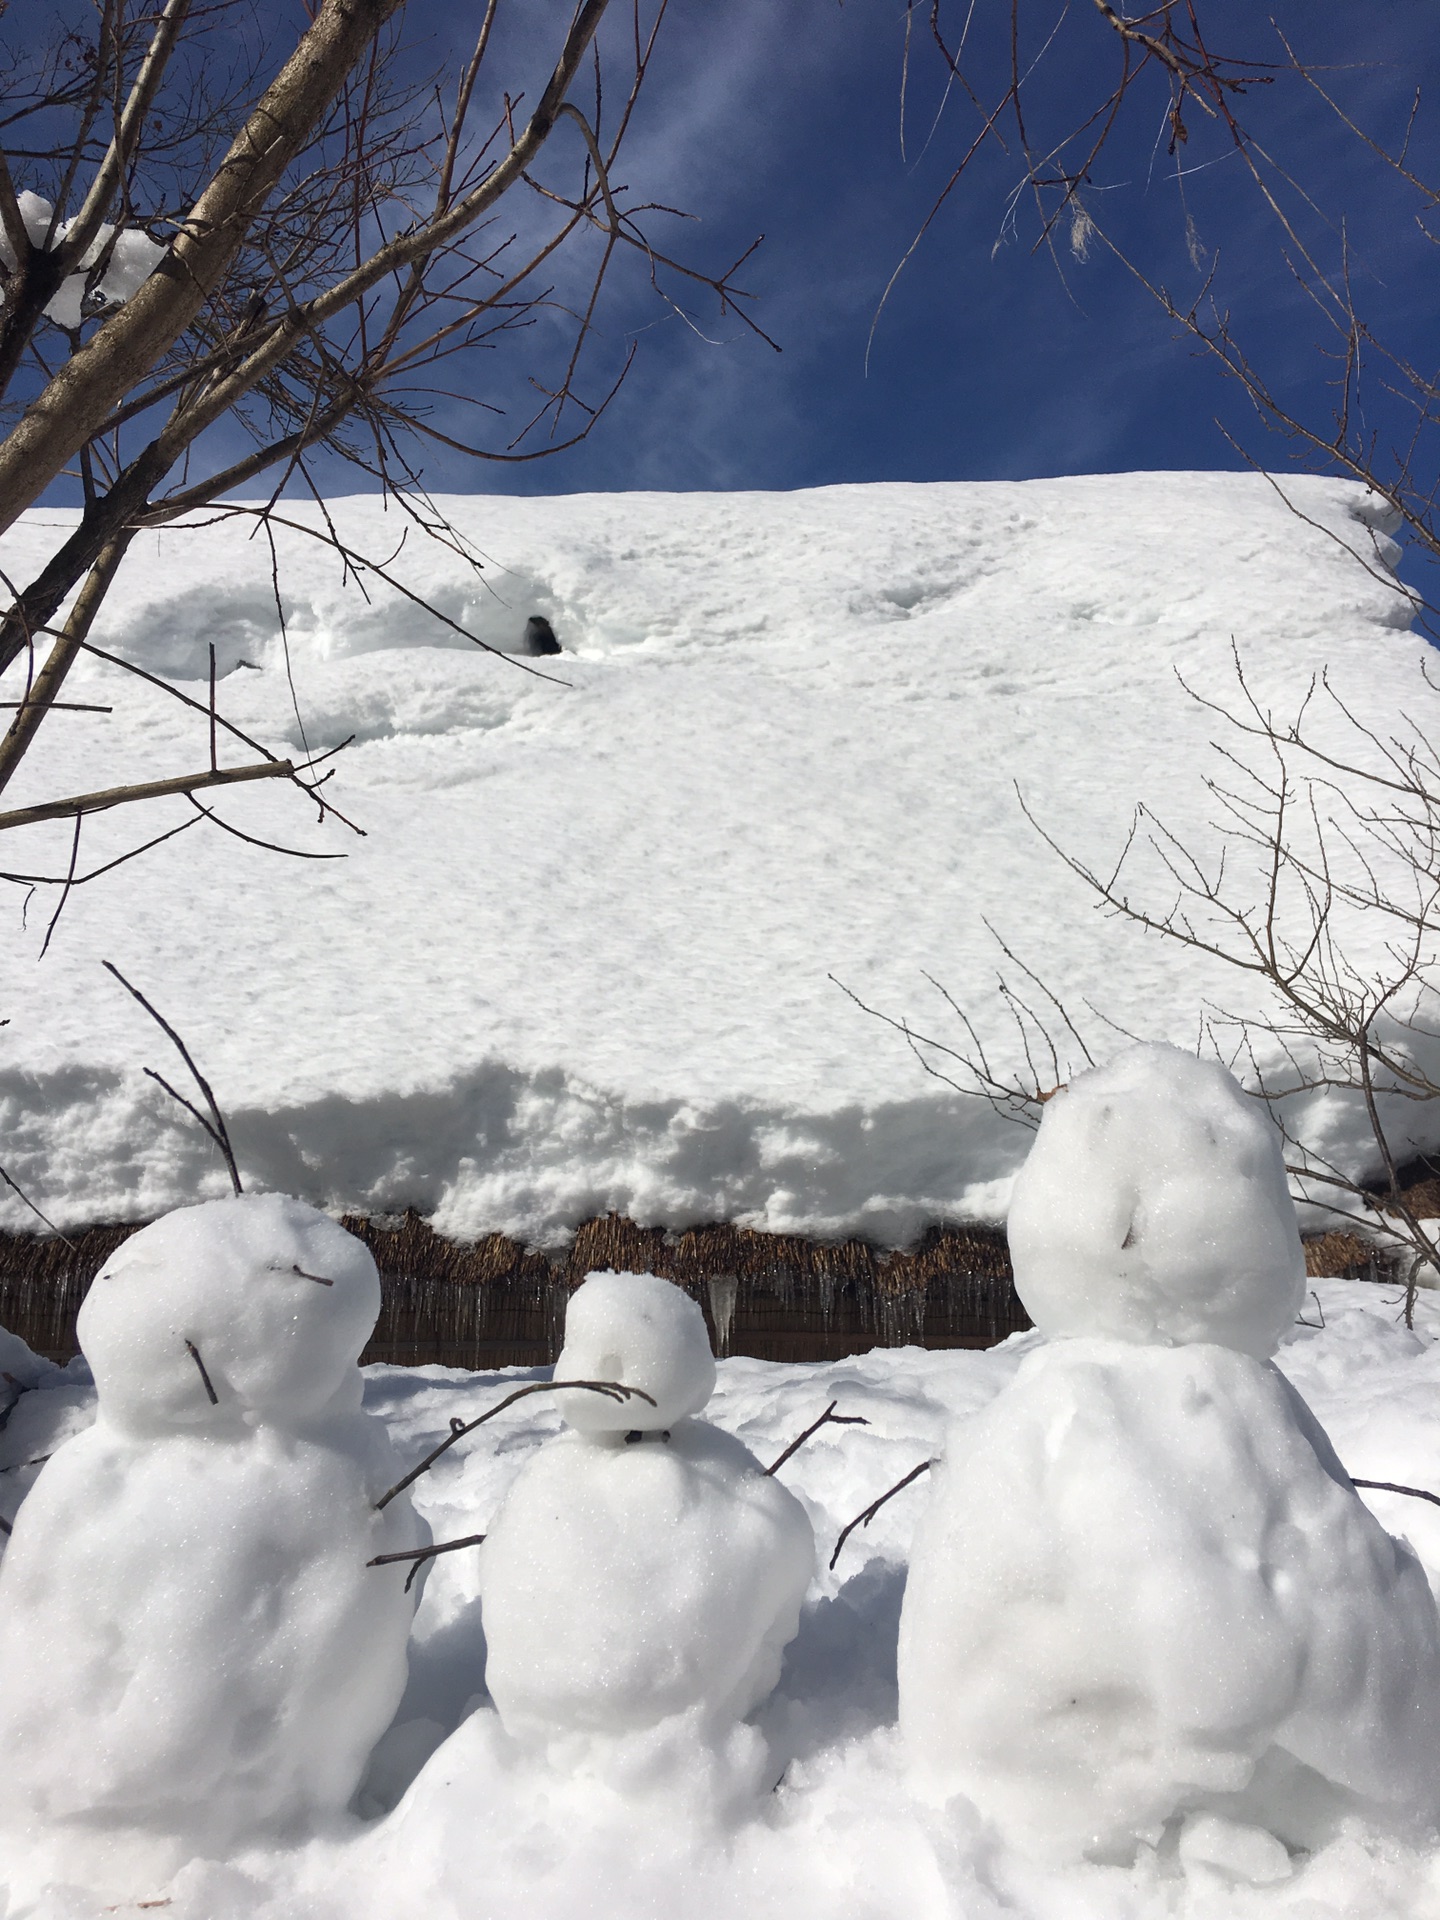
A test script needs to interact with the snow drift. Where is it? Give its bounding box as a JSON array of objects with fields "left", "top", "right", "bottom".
[{"left": 0, "top": 473, "right": 1429, "bottom": 1244}]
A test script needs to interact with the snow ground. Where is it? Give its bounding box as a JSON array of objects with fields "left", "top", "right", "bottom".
[
  {"left": 4, "top": 1276, "right": 1440, "bottom": 1917},
  {"left": 0, "top": 473, "right": 1431, "bottom": 1244}
]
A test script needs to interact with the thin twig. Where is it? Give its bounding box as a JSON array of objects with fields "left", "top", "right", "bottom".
[
  {"left": 368, "top": 1532, "right": 487, "bottom": 1593},
  {"left": 103, "top": 959, "right": 242, "bottom": 1194},
  {"left": 829, "top": 1460, "right": 934, "bottom": 1571},
  {"left": 374, "top": 1378, "right": 657, "bottom": 1510},
  {"left": 184, "top": 1338, "right": 218, "bottom": 1404},
  {"left": 765, "top": 1400, "right": 869, "bottom": 1476},
  {"left": 1352, "top": 1477, "right": 1440, "bottom": 1509},
  {"left": 0, "top": 1162, "right": 78, "bottom": 1248}
]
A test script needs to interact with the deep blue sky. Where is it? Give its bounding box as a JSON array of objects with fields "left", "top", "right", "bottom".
[
  {"left": 400, "top": 0, "right": 1439, "bottom": 512},
  {"left": 13, "top": 3, "right": 1440, "bottom": 519}
]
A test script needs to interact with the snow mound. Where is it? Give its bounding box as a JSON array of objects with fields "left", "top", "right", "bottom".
[
  {"left": 896, "top": 1337, "right": 1440, "bottom": 1861},
  {"left": 480, "top": 1422, "right": 813, "bottom": 1758},
  {"left": 0, "top": 474, "right": 1433, "bottom": 1243},
  {"left": 0, "top": 1196, "right": 427, "bottom": 1900},
  {"left": 1007, "top": 1044, "right": 1306, "bottom": 1357},
  {"left": 555, "top": 1268, "right": 716, "bottom": 1432}
]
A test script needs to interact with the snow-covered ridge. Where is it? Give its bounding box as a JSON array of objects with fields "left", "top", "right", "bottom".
[{"left": 0, "top": 472, "right": 1429, "bottom": 1243}]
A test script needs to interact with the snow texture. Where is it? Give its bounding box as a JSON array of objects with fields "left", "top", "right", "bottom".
[
  {"left": 479, "top": 1271, "right": 812, "bottom": 1764},
  {"left": 0, "top": 1196, "right": 427, "bottom": 1900},
  {"left": 2, "top": 1279, "right": 1440, "bottom": 1914},
  {"left": 896, "top": 1338, "right": 1440, "bottom": 1862},
  {"left": 0, "top": 191, "right": 164, "bottom": 329},
  {"left": 0, "top": 474, "right": 1432, "bottom": 1246},
  {"left": 900, "top": 1047, "right": 1440, "bottom": 1863},
  {"left": 1008, "top": 1044, "right": 1306, "bottom": 1358},
  {"left": 553, "top": 1267, "right": 717, "bottom": 1431}
]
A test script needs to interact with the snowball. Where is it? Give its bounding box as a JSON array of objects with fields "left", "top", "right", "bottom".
[
  {"left": 478, "top": 1418, "right": 813, "bottom": 1757},
  {"left": 1177, "top": 1812, "right": 1292, "bottom": 1887},
  {"left": 1007, "top": 1044, "right": 1305, "bottom": 1357},
  {"left": 554, "top": 1269, "right": 716, "bottom": 1432},
  {"left": 77, "top": 1192, "right": 382, "bottom": 1434},
  {"left": 0, "top": 1195, "right": 425, "bottom": 1890},
  {"left": 896, "top": 1338, "right": 1440, "bottom": 1860}
]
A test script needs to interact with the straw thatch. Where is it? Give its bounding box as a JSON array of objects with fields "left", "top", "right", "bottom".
[{"left": 0, "top": 1206, "right": 1396, "bottom": 1370}]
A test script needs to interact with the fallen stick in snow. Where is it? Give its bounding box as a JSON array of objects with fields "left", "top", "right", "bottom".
[
  {"left": 829, "top": 1460, "right": 935, "bottom": 1571},
  {"left": 368, "top": 1533, "right": 487, "bottom": 1594},
  {"left": 374, "top": 1378, "right": 656, "bottom": 1511},
  {"left": 765, "top": 1400, "right": 869, "bottom": 1476}
]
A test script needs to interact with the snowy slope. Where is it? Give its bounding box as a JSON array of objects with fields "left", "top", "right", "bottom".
[{"left": 0, "top": 473, "right": 1428, "bottom": 1241}]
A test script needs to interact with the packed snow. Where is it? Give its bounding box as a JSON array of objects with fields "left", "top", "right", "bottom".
[
  {"left": 479, "top": 1270, "right": 813, "bottom": 1766},
  {"left": 552, "top": 1266, "right": 717, "bottom": 1431},
  {"left": 0, "top": 1196, "right": 427, "bottom": 1904},
  {"left": 5, "top": 1274, "right": 1440, "bottom": 1915},
  {"left": 3, "top": 1051, "right": 1440, "bottom": 1915},
  {"left": 900, "top": 1045, "right": 1440, "bottom": 1864},
  {"left": 899, "top": 1336, "right": 1440, "bottom": 1864},
  {"left": 0, "top": 472, "right": 1431, "bottom": 1244},
  {"left": 1006, "top": 1045, "right": 1306, "bottom": 1357}
]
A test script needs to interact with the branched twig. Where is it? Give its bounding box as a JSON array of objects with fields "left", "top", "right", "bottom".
[
  {"left": 103, "top": 959, "right": 242, "bottom": 1195},
  {"left": 374, "top": 1378, "right": 657, "bottom": 1510},
  {"left": 765, "top": 1400, "right": 869, "bottom": 1476},
  {"left": 368, "top": 1531, "right": 487, "bottom": 1593}
]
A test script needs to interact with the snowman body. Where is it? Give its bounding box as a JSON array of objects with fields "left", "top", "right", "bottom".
[
  {"left": 0, "top": 1194, "right": 427, "bottom": 1877},
  {"left": 478, "top": 1270, "right": 814, "bottom": 1755},
  {"left": 897, "top": 1046, "right": 1440, "bottom": 1858}
]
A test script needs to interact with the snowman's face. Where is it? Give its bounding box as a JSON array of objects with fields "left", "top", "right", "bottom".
[
  {"left": 78, "top": 1193, "right": 380, "bottom": 1435},
  {"left": 554, "top": 1269, "right": 716, "bottom": 1433},
  {"left": 1006, "top": 1044, "right": 1305, "bottom": 1358}
]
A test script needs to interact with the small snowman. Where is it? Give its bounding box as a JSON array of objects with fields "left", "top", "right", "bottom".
[
  {"left": 897, "top": 1044, "right": 1440, "bottom": 1869},
  {"left": 0, "top": 1193, "right": 428, "bottom": 1895},
  {"left": 477, "top": 1269, "right": 814, "bottom": 1764}
]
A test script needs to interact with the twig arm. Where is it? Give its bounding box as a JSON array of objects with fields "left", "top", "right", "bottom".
[
  {"left": 374, "top": 1378, "right": 656, "bottom": 1510},
  {"left": 829, "top": 1460, "right": 934, "bottom": 1572},
  {"left": 369, "top": 1532, "right": 487, "bottom": 1593},
  {"left": 765, "top": 1401, "right": 869, "bottom": 1476},
  {"left": 1352, "top": 1477, "right": 1440, "bottom": 1509}
]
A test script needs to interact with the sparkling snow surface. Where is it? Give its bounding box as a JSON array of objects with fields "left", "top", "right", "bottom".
[
  {"left": 0, "top": 1198, "right": 427, "bottom": 1902},
  {"left": 5, "top": 1280, "right": 1440, "bottom": 1916},
  {"left": 0, "top": 473, "right": 1429, "bottom": 1242},
  {"left": 900, "top": 1048, "right": 1440, "bottom": 1861}
]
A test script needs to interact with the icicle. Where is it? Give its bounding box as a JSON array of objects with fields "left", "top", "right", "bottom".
[{"left": 707, "top": 1274, "right": 738, "bottom": 1357}]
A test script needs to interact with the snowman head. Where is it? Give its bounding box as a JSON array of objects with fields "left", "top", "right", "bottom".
[
  {"left": 78, "top": 1193, "right": 381, "bottom": 1436},
  {"left": 1006, "top": 1044, "right": 1305, "bottom": 1358},
  {"left": 554, "top": 1269, "right": 716, "bottom": 1434}
]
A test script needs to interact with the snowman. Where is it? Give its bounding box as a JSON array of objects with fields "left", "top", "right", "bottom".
[
  {"left": 896, "top": 1043, "right": 1440, "bottom": 1869},
  {"left": 477, "top": 1269, "right": 814, "bottom": 1763},
  {"left": 0, "top": 1193, "right": 428, "bottom": 1896}
]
